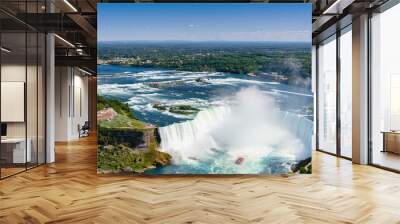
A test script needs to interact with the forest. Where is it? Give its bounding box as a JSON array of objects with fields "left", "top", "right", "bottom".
[{"left": 98, "top": 41, "right": 311, "bottom": 87}]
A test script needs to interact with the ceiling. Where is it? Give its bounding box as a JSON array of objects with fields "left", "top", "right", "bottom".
[
  {"left": 0, "top": 0, "right": 393, "bottom": 74},
  {"left": 0, "top": 0, "right": 97, "bottom": 74},
  {"left": 312, "top": 0, "right": 391, "bottom": 44}
]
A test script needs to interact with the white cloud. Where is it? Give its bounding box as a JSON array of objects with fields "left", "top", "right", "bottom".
[
  {"left": 187, "top": 24, "right": 199, "bottom": 28},
  {"left": 219, "top": 30, "right": 311, "bottom": 42},
  {"left": 102, "top": 28, "right": 311, "bottom": 42}
]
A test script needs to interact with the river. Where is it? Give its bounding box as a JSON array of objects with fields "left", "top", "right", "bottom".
[{"left": 98, "top": 64, "right": 313, "bottom": 174}]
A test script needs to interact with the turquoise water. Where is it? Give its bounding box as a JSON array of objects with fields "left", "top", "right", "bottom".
[
  {"left": 98, "top": 65, "right": 313, "bottom": 125},
  {"left": 98, "top": 65, "right": 313, "bottom": 174}
]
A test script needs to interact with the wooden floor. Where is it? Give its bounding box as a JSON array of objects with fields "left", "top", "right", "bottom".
[
  {"left": 1, "top": 135, "right": 400, "bottom": 224},
  {"left": 372, "top": 150, "right": 400, "bottom": 171},
  {"left": 0, "top": 167, "right": 26, "bottom": 178}
]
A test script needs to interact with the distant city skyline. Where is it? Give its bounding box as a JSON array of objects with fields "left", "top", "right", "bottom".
[{"left": 98, "top": 3, "right": 311, "bottom": 42}]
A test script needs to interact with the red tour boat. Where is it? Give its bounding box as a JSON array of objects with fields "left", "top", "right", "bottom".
[{"left": 235, "top": 157, "right": 244, "bottom": 165}]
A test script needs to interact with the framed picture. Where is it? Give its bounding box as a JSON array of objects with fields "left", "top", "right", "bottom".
[{"left": 97, "top": 3, "right": 313, "bottom": 175}]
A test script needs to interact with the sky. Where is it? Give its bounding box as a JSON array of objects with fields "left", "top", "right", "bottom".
[{"left": 98, "top": 3, "right": 311, "bottom": 42}]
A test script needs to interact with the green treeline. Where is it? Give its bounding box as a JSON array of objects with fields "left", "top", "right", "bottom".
[
  {"left": 98, "top": 42, "right": 311, "bottom": 87},
  {"left": 97, "top": 95, "right": 137, "bottom": 119}
]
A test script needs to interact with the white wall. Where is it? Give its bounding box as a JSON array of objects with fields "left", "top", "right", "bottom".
[
  {"left": 73, "top": 72, "right": 89, "bottom": 137},
  {"left": 55, "top": 67, "right": 70, "bottom": 141},
  {"left": 55, "top": 67, "right": 89, "bottom": 141},
  {"left": 1, "top": 63, "right": 46, "bottom": 164}
]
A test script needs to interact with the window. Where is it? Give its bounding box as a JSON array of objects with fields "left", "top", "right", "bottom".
[
  {"left": 370, "top": 3, "right": 400, "bottom": 171},
  {"left": 339, "top": 27, "right": 352, "bottom": 158},
  {"left": 317, "top": 35, "right": 337, "bottom": 154},
  {"left": 0, "top": 1, "right": 46, "bottom": 179}
]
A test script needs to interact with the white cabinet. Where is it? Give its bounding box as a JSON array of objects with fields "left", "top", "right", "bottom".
[{"left": 1, "top": 138, "right": 32, "bottom": 163}]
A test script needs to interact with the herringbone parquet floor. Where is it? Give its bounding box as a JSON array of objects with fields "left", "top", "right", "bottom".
[{"left": 1, "top": 135, "right": 400, "bottom": 224}]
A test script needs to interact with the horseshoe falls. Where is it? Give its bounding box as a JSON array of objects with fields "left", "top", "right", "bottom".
[
  {"left": 156, "top": 88, "right": 313, "bottom": 174},
  {"left": 98, "top": 65, "right": 314, "bottom": 175}
]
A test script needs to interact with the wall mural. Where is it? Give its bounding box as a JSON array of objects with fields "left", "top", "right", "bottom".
[{"left": 97, "top": 3, "right": 313, "bottom": 175}]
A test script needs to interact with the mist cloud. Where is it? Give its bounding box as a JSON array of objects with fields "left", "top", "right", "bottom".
[{"left": 159, "top": 87, "right": 310, "bottom": 173}]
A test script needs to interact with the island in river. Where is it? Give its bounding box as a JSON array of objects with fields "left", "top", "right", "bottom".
[{"left": 97, "top": 42, "right": 313, "bottom": 174}]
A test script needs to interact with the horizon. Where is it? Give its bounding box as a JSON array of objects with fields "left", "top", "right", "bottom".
[
  {"left": 98, "top": 40, "right": 311, "bottom": 43},
  {"left": 98, "top": 3, "right": 311, "bottom": 43}
]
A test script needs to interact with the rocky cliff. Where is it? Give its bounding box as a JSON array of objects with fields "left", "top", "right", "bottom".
[{"left": 97, "top": 96, "right": 171, "bottom": 174}]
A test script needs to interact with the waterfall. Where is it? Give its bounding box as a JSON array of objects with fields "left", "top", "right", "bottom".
[
  {"left": 158, "top": 88, "right": 313, "bottom": 173},
  {"left": 159, "top": 107, "right": 313, "bottom": 164},
  {"left": 281, "top": 112, "right": 313, "bottom": 160},
  {"left": 159, "top": 106, "right": 231, "bottom": 163}
]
